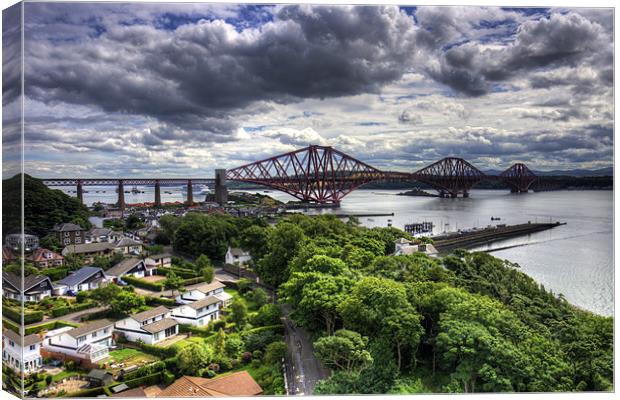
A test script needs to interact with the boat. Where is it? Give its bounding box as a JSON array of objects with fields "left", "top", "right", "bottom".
[
  {"left": 491, "top": 217, "right": 501, "bottom": 221},
  {"left": 131, "top": 186, "right": 141, "bottom": 194}
]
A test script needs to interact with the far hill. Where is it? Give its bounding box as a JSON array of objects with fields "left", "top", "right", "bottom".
[{"left": 2, "top": 174, "right": 91, "bottom": 238}]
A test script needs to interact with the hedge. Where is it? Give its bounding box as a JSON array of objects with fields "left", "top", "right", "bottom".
[
  {"left": 2, "top": 306, "right": 44, "bottom": 324},
  {"left": 145, "top": 296, "right": 177, "bottom": 307},
  {"left": 123, "top": 275, "right": 164, "bottom": 292},
  {"left": 80, "top": 308, "right": 117, "bottom": 322},
  {"left": 162, "top": 370, "right": 176, "bottom": 385},
  {"left": 124, "top": 371, "right": 164, "bottom": 388},
  {"left": 165, "top": 267, "right": 199, "bottom": 279},
  {"left": 182, "top": 277, "right": 204, "bottom": 286},
  {"left": 178, "top": 323, "right": 213, "bottom": 337},
  {"left": 138, "top": 342, "right": 178, "bottom": 359},
  {"left": 40, "top": 267, "right": 70, "bottom": 281},
  {"left": 122, "top": 361, "right": 166, "bottom": 381},
  {"left": 244, "top": 324, "right": 285, "bottom": 336},
  {"left": 51, "top": 301, "right": 97, "bottom": 318},
  {"left": 2, "top": 318, "right": 20, "bottom": 333},
  {"left": 25, "top": 320, "right": 78, "bottom": 335}
]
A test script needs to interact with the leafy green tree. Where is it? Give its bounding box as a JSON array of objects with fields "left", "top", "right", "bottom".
[
  {"left": 264, "top": 341, "right": 287, "bottom": 364},
  {"left": 173, "top": 214, "right": 237, "bottom": 260},
  {"left": 382, "top": 309, "right": 423, "bottom": 369},
  {"left": 214, "top": 329, "right": 226, "bottom": 356},
  {"left": 40, "top": 234, "right": 61, "bottom": 252},
  {"left": 195, "top": 254, "right": 213, "bottom": 271},
  {"left": 159, "top": 214, "right": 182, "bottom": 242},
  {"left": 253, "top": 304, "right": 281, "bottom": 326},
  {"left": 89, "top": 284, "right": 122, "bottom": 306},
  {"left": 110, "top": 291, "right": 145, "bottom": 316},
  {"left": 256, "top": 222, "right": 305, "bottom": 286},
  {"left": 239, "top": 225, "right": 272, "bottom": 260},
  {"left": 176, "top": 343, "right": 213, "bottom": 375},
  {"left": 224, "top": 333, "right": 244, "bottom": 358},
  {"left": 164, "top": 271, "right": 184, "bottom": 296},
  {"left": 314, "top": 329, "right": 373, "bottom": 373},
  {"left": 201, "top": 267, "right": 214, "bottom": 283},
  {"left": 230, "top": 299, "right": 248, "bottom": 328},
  {"left": 247, "top": 288, "right": 268, "bottom": 308},
  {"left": 125, "top": 213, "right": 144, "bottom": 230},
  {"left": 314, "top": 371, "right": 361, "bottom": 394}
]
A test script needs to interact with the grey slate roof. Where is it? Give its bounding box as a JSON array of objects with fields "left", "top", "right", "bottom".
[
  {"left": 53, "top": 223, "right": 83, "bottom": 232},
  {"left": 62, "top": 242, "right": 115, "bottom": 255},
  {"left": 58, "top": 266, "right": 105, "bottom": 287},
  {"left": 131, "top": 306, "right": 170, "bottom": 323},
  {"left": 106, "top": 257, "right": 144, "bottom": 277},
  {"left": 2, "top": 272, "right": 52, "bottom": 292},
  {"left": 3, "top": 329, "right": 42, "bottom": 346},
  {"left": 229, "top": 247, "right": 249, "bottom": 257},
  {"left": 187, "top": 296, "right": 221, "bottom": 310},
  {"left": 115, "top": 238, "right": 142, "bottom": 247},
  {"left": 67, "top": 319, "right": 113, "bottom": 339},
  {"left": 141, "top": 318, "right": 178, "bottom": 334}
]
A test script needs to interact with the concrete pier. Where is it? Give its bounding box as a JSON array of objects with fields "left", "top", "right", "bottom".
[
  {"left": 117, "top": 180, "right": 125, "bottom": 210},
  {"left": 215, "top": 169, "right": 228, "bottom": 205},
  {"left": 186, "top": 179, "right": 194, "bottom": 205},
  {"left": 154, "top": 180, "right": 161, "bottom": 207},
  {"left": 76, "top": 180, "right": 83, "bottom": 204}
]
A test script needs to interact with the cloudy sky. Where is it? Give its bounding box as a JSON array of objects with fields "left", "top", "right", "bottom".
[{"left": 2, "top": 2, "right": 614, "bottom": 178}]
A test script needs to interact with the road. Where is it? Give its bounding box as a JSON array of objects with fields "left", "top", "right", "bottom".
[{"left": 280, "top": 304, "right": 329, "bottom": 395}]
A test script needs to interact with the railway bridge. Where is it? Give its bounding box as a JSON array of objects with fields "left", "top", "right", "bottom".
[{"left": 42, "top": 145, "right": 537, "bottom": 208}]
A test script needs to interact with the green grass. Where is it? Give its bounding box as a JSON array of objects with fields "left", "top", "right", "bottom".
[
  {"left": 109, "top": 348, "right": 144, "bottom": 363},
  {"left": 52, "top": 371, "right": 80, "bottom": 382}
]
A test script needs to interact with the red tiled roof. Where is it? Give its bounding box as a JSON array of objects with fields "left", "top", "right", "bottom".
[
  {"left": 27, "top": 248, "right": 64, "bottom": 262},
  {"left": 2, "top": 246, "right": 15, "bottom": 262},
  {"left": 157, "top": 371, "right": 263, "bottom": 397}
]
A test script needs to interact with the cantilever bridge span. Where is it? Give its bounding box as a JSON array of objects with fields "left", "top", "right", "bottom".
[{"left": 43, "top": 145, "right": 537, "bottom": 208}]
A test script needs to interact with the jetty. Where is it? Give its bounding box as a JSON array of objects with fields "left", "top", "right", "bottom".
[{"left": 432, "top": 221, "right": 566, "bottom": 253}]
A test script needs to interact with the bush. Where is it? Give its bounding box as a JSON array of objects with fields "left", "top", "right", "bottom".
[
  {"left": 145, "top": 296, "right": 177, "bottom": 307},
  {"left": 3, "top": 306, "right": 43, "bottom": 324},
  {"left": 178, "top": 324, "right": 212, "bottom": 337},
  {"left": 181, "top": 277, "right": 204, "bottom": 286},
  {"left": 244, "top": 330, "right": 280, "bottom": 353},
  {"left": 139, "top": 343, "right": 178, "bottom": 359},
  {"left": 211, "top": 319, "right": 226, "bottom": 332},
  {"left": 124, "top": 372, "right": 163, "bottom": 388},
  {"left": 241, "top": 352, "right": 253, "bottom": 364},
  {"left": 265, "top": 341, "right": 287, "bottom": 364},
  {"left": 122, "top": 361, "right": 166, "bottom": 381},
  {"left": 252, "top": 304, "right": 281, "bottom": 326},
  {"left": 123, "top": 275, "right": 164, "bottom": 292},
  {"left": 162, "top": 371, "right": 175, "bottom": 385},
  {"left": 75, "top": 291, "right": 90, "bottom": 303},
  {"left": 166, "top": 267, "right": 199, "bottom": 279},
  {"left": 246, "top": 288, "right": 268, "bottom": 308},
  {"left": 41, "top": 267, "right": 70, "bottom": 281},
  {"left": 51, "top": 301, "right": 96, "bottom": 317},
  {"left": 238, "top": 278, "right": 253, "bottom": 294},
  {"left": 252, "top": 350, "right": 263, "bottom": 360},
  {"left": 25, "top": 320, "right": 78, "bottom": 335}
]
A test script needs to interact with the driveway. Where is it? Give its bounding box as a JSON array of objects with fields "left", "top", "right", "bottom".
[
  {"left": 280, "top": 304, "right": 329, "bottom": 395},
  {"left": 26, "top": 305, "right": 108, "bottom": 327}
]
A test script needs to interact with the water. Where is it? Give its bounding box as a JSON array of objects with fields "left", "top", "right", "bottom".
[{"left": 58, "top": 185, "right": 613, "bottom": 316}]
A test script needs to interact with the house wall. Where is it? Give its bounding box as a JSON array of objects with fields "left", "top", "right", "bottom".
[
  {"left": 2, "top": 339, "right": 43, "bottom": 374},
  {"left": 114, "top": 315, "right": 177, "bottom": 345},
  {"left": 44, "top": 326, "right": 113, "bottom": 362},
  {"left": 171, "top": 303, "right": 220, "bottom": 327}
]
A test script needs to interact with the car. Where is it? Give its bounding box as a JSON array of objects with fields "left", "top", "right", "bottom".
[{"left": 66, "top": 290, "right": 78, "bottom": 296}]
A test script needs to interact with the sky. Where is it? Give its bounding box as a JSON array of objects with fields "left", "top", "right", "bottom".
[{"left": 1, "top": 2, "right": 614, "bottom": 178}]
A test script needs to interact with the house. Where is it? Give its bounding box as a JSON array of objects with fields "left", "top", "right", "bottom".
[
  {"left": 53, "top": 223, "right": 86, "bottom": 246},
  {"left": 86, "top": 369, "right": 114, "bottom": 386},
  {"left": 393, "top": 239, "right": 439, "bottom": 258},
  {"left": 225, "top": 247, "right": 252, "bottom": 266},
  {"left": 115, "top": 237, "right": 143, "bottom": 255},
  {"left": 2, "top": 246, "right": 16, "bottom": 265},
  {"left": 43, "top": 319, "right": 114, "bottom": 363},
  {"left": 175, "top": 280, "right": 226, "bottom": 305},
  {"left": 61, "top": 242, "right": 116, "bottom": 264},
  {"left": 5, "top": 233, "right": 40, "bottom": 252},
  {"left": 85, "top": 228, "right": 118, "bottom": 243},
  {"left": 106, "top": 258, "right": 150, "bottom": 282},
  {"left": 144, "top": 253, "right": 172, "bottom": 269},
  {"left": 171, "top": 296, "right": 222, "bottom": 327},
  {"left": 55, "top": 266, "right": 110, "bottom": 295},
  {"left": 114, "top": 306, "right": 179, "bottom": 345},
  {"left": 157, "top": 371, "right": 263, "bottom": 397},
  {"left": 2, "top": 329, "right": 43, "bottom": 374},
  {"left": 2, "top": 272, "right": 54, "bottom": 302},
  {"left": 26, "top": 248, "right": 64, "bottom": 268}
]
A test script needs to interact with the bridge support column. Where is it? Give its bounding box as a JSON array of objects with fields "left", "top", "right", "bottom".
[
  {"left": 117, "top": 180, "right": 125, "bottom": 210},
  {"left": 463, "top": 191, "right": 469, "bottom": 198},
  {"left": 76, "top": 180, "right": 83, "bottom": 204},
  {"left": 186, "top": 179, "right": 194, "bottom": 206},
  {"left": 154, "top": 180, "right": 161, "bottom": 207},
  {"left": 451, "top": 192, "right": 457, "bottom": 198},
  {"left": 215, "top": 169, "right": 228, "bottom": 205}
]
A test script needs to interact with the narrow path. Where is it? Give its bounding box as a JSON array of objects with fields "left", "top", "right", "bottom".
[{"left": 279, "top": 304, "right": 329, "bottom": 395}]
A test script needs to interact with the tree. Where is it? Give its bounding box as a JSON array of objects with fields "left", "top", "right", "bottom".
[
  {"left": 40, "top": 234, "right": 61, "bottom": 252},
  {"left": 264, "top": 341, "right": 287, "bottom": 364},
  {"left": 164, "top": 271, "right": 184, "bottom": 296},
  {"left": 195, "top": 254, "right": 213, "bottom": 272},
  {"left": 214, "top": 329, "right": 226, "bottom": 356},
  {"left": 159, "top": 214, "right": 182, "bottom": 243},
  {"left": 253, "top": 304, "right": 281, "bottom": 326},
  {"left": 202, "top": 267, "right": 214, "bottom": 283},
  {"left": 176, "top": 343, "right": 213, "bottom": 375},
  {"left": 256, "top": 222, "right": 305, "bottom": 286},
  {"left": 224, "top": 333, "right": 244, "bottom": 358},
  {"left": 89, "top": 284, "right": 122, "bottom": 306},
  {"left": 230, "top": 299, "right": 248, "bottom": 328},
  {"left": 239, "top": 225, "right": 272, "bottom": 260},
  {"left": 314, "top": 329, "right": 372, "bottom": 373},
  {"left": 110, "top": 291, "right": 146, "bottom": 316},
  {"left": 382, "top": 309, "right": 423, "bottom": 369},
  {"left": 125, "top": 213, "right": 144, "bottom": 230},
  {"left": 247, "top": 288, "right": 268, "bottom": 308}
]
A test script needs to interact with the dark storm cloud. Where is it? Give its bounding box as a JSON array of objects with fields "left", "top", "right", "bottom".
[
  {"left": 427, "top": 12, "right": 610, "bottom": 96},
  {"left": 24, "top": 5, "right": 418, "bottom": 142},
  {"left": 3, "top": 4, "right": 22, "bottom": 107}
]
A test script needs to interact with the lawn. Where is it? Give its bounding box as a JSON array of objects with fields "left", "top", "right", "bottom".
[
  {"left": 107, "top": 348, "right": 159, "bottom": 373},
  {"left": 52, "top": 370, "right": 80, "bottom": 383},
  {"left": 109, "top": 348, "right": 144, "bottom": 363}
]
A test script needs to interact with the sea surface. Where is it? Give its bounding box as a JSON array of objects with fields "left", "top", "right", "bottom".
[{"left": 61, "top": 185, "right": 613, "bottom": 316}]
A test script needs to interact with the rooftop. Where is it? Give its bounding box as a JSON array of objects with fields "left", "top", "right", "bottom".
[
  {"left": 131, "top": 305, "right": 170, "bottom": 323},
  {"left": 106, "top": 257, "right": 144, "bottom": 277},
  {"left": 53, "top": 223, "right": 84, "bottom": 232},
  {"left": 141, "top": 318, "right": 178, "bottom": 334},
  {"left": 3, "top": 329, "right": 42, "bottom": 347},
  {"left": 2, "top": 272, "right": 52, "bottom": 292},
  {"left": 61, "top": 242, "right": 115, "bottom": 255},
  {"left": 67, "top": 319, "right": 113, "bottom": 339},
  {"left": 186, "top": 296, "right": 221, "bottom": 310},
  {"left": 58, "top": 266, "right": 104, "bottom": 287},
  {"left": 157, "top": 371, "right": 262, "bottom": 397}
]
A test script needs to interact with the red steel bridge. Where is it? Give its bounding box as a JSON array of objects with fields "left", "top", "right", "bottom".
[{"left": 43, "top": 145, "right": 537, "bottom": 208}]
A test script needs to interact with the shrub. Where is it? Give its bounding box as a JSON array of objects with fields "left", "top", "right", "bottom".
[
  {"left": 51, "top": 301, "right": 96, "bottom": 317},
  {"left": 252, "top": 304, "right": 281, "bottom": 326},
  {"left": 181, "top": 277, "right": 204, "bottom": 286},
  {"left": 75, "top": 291, "right": 90, "bottom": 303},
  {"left": 252, "top": 350, "right": 263, "bottom": 360},
  {"left": 2, "top": 306, "right": 44, "bottom": 324},
  {"left": 144, "top": 296, "right": 177, "bottom": 307},
  {"left": 162, "top": 371, "right": 175, "bottom": 385},
  {"left": 139, "top": 343, "right": 178, "bottom": 359},
  {"left": 265, "top": 341, "right": 287, "bottom": 364},
  {"left": 25, "top": 320, "right": 78, "bottom": 335},
  {"left": 178, "top": 324, "right": 212, "bottom": 337},
  {"left": 123, "top": 275, "right": 164, "bottom": 292},
  {"left": 45, "top": 375, "right": 53, "bottom": 385},
  {"left": 124, "top": 372, "right": 163, "bottom": 388},
  {"left": 41, "top": 267, "right": 70, "bottom": 281},
  {"left": 211, "top": 320, "right": 226, "bottom": 331},
  {"left": 241, "top": 352, "right": 252, "bottom": 364},
  {"left": 244, "top": 330, "right": 280, "bottom": 353},
  {"left": 238, "top": 278, "right": 253, "bottom": 294},
  {"left": 246, "top": 288, "right": 268, "bottom": 308},
  {"left": 122, "top": 361, "right": 166, "bottom": 381}
]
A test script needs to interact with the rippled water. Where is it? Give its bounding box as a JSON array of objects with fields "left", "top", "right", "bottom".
[{"left": 62, "top": 185, "right": 613, "bottom": 316}]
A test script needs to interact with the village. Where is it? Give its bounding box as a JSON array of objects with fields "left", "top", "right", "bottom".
[{"left": 1, "top": 216, "right": 283, "bottom": 398}]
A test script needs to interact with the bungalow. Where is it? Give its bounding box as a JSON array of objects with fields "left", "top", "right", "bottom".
[
  {"left": 106, "top": 258, "right": 150, "bottom": 282},
  {"left": 2, "top": 246, "right": 16, "bottom": 265},
  {"left": 157, "top": 371, "right": 263, "bottom": 397},
  {"left": 115, "top": 237, "right": 143, "bottom": 255},
  {"left": 55, "top": 266, "right": 110, "bottom": 295},
  {"left": 144, "top": 253, "right": 172, "bottom": 269},
  {"left": 43, "top": 319, "right": 114, "bottom": 363},
  {"left": 171, "top": 296, "right": 222, "bottom": 327},
  {"left": 114, "top": 306, "right": 179, "bottom": 345},
  {"left": 393, "top": 239, "right": 439, "bottom": 258},
  {"left": 61, "top": 242, "right": 116, "bottom": 264},
  {"left": 26, "top": 248, "right": 64, "bottom": 268},
  {"left": 85, "top": 228, "right": 122, "bottom": 244},
  {"left": 2, "top": 329, "right": 43, "bottom": 374},
  {"left": 2, "top": 272, "right": 54, "bottom": 302},
  {"left": 175, "top": 280, "right": 226, "bottom": 305},
  {"left": 225, "top": 247, "right": 252, "bottom": 266}
]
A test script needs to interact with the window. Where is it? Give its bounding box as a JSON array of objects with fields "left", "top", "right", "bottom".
[
  {"left": 103, "top": 328, "right": 109, "bottom": 334},
  {"left": 92, "top": 332, "right": 97, "bottom": 338},
  {"left": 64, "top": 239, "right": 70, "bottom": 245},
  {"left": 75, "top": 237, "right": 82, "bottom": 244},
  {"left": 77, "top": 336, "right": 86, "bottom": 344},
  {"left": 29, "top": 345, "right": 35, "bottom": 351},
  {"left": 76, "top": 231, "right": 81, "bottom": 237},
  {"left": 9, "top": 340, "right": 14, "bottom": 347},
  {"left": 153, "top": 332, "right": 159, "bottom": 341}
]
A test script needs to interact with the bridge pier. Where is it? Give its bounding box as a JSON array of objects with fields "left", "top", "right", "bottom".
[
  {"left": 76, "top": 180, "right": 83, "bottom": 204},
  {"left": 186, "top": 179, "right": 194, "bottom": 205},
  {"left": 154, "top": 180, "right": 161, "bottom": 207},
  {"left": 215, "top": 169, "right": 228, "bottom": 205},
  {"left": 463, "top": 191, "right": 469, "bottom": 198},
  {"left": 117, "top": 180, "right": 125, "bottom": 210}
]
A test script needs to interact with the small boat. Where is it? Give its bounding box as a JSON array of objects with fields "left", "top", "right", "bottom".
[{"left": 491, "top": 217, "right": 501, "bottom": 221}]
